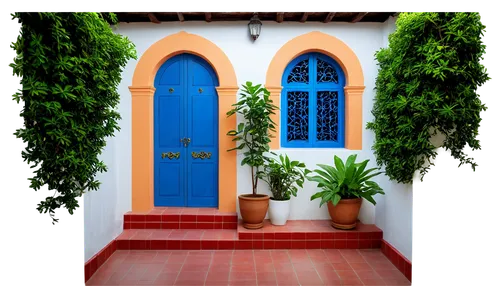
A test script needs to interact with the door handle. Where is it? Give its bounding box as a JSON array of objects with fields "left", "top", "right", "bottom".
[
  {"left": 192, "top": 151, "right": 212, "bottom": 159},
  {"left": 161, "top": 152, "right": 180, "bottom": 160},
  {"left": 180, "top": 138, "right": 191, "bottom": 147}
]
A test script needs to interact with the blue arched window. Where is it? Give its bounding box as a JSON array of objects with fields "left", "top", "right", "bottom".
[{"left": 281, "top": 52, "right": 345, "bottom": 148}]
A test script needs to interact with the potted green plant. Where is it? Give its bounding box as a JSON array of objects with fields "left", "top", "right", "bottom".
[
  {"left": 259, "top": 154, "right": 308, "bottom": 226},
  {"left": 226, "top": 81, "right": 278, "bottom": 229},
  {"left": 307, "top": 154, "right": 385, "bottom": 230}
]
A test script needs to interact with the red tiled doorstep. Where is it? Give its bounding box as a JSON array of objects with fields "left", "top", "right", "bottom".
[
  {"left": 115, "top": 228, "right": 382, "bottom": 251},
  {"left": 124, "top": 207, "right": 238, "bottom": 230},
  {"left": 237, "top": 219, "right": 382, "bottom": 247},
  {"left": 120, "top": 212, "right": 382, "bottom": 251}
]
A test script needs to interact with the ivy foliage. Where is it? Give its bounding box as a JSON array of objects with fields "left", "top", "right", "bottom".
[
  {"left": 367, "top": 12, "right": 490, "bottom": 184},
  {"left": 10, "top": 13, "right": 137, "bottom": 223}
]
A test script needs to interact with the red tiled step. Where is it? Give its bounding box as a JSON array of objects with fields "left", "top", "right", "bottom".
[
  {"left": 239, "top": 219, "right": 383, "bottom": 240},
  {"left": 116, "top": 229, "right": 237, "bottom": 250},
  {"left": 116, "top": 219, "right": 383, "bottom": 250},
  {"left": 123, "top": 207, "right": 238, "bottom": 230},
  {"left": 239, "top": 220, "right": 382, "bottom": 249}
]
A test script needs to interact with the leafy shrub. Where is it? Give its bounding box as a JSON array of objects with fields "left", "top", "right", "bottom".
[
  {"left": 367, "top": 12, "right": 490, "bottom": 184},
  {"left": 10, "top": 12, "right": 137, "bottom": 223}
]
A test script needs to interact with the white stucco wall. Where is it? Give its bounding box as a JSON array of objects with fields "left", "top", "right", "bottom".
[
  {"left": 83, "top": 89, "right": 132, "bottom": 261},
  {"left": 114, "top": 20, "right": 389, "bottom": 223},
  {"left": 373, "top": 16, "right": 413, "bottom": 262},
  {"left": 84, "top": 17, "right": 413, "bottom": 262}
]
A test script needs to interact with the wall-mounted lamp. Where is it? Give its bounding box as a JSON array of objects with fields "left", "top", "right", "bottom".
[{"left": 248, "top": 13, "right": 262, "bottom": 41}]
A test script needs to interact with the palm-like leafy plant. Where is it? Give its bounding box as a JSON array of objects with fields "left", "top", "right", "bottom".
[
  {"left": 307, "top": 154, "right": 385, "bottom": 207},
  {"left": 258, "top": 154, "right": 308, "bottom": 201}
]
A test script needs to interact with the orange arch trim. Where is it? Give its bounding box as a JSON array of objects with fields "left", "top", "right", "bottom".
[
  {"left": 129, "top": 31, "right": 238, "bottom": 213},
  {"left": 265, "top": 31, "right": 365, "bottom": 150}
]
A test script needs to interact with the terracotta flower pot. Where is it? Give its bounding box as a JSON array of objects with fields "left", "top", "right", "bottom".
[
  {"left": 238, "top": 194, "right": 269, "bottom": 229},
  {"left": 327, "top": 198, "right": 362, "bottom": 230}
]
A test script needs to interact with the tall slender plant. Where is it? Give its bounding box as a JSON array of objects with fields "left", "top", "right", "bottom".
[
  {"left": 367, "top": 12, "right": 489, "bottom": 184},
  {"left": 226, "top": 82, "right": 279, "bottom": 196},
  {"left": 10, "top": 12, "right": 136, "bottom": 223}
]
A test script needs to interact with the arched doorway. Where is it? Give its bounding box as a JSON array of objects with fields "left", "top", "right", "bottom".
[
  {"left": 154, "top": 53, "right": 219, "bottom": 207},
  {"left": 129, "top": 31, "right": 238, "bottom": 212}
]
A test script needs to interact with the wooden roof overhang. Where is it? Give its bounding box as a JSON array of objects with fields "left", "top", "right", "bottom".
[{"left": 114, "top": 12, "right": 398, "bottom": 24}]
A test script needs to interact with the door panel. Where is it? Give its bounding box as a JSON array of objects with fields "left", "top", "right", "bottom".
[
  {"left": 154, "top": 54, "right": 218, "bottom": 207},
  {"left": 186, "top": 56, "right": 218, "bottom": 207}
]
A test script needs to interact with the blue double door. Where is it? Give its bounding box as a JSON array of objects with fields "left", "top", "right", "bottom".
[{"left": 154, "top": 54, "right": 219, "bottom": 207}]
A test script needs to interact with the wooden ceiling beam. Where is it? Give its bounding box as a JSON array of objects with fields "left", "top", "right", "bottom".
[
  {"left": 300, "top": 12, "right": 309, "bottom": 23},
  {"left": 177, "top": 12, "right": 185, "bottom": 22},
  {"left": 147, "top": 13, "right": 160, "bottom": 24},
  {"left": 323, "top": 12, "right": 336, "bottom": 23},
  {"left": 115, "top": 12, "right": 399, "bottom": 23},
  {"left": 122, "top": 12, "right": 130, "bottom": 23},
  {"left": 205, "top": 12, "right": 212, "bottom": 22},
  {"left": 277, "top": 12, "right": 284, "bottom": 23},
  {"left": 351, "top": 12, "right": 369, "bottom": 23}
]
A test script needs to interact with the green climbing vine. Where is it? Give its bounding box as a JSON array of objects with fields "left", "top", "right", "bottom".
[
  {"left": 10, "top": 13, "right": 137, "bottom": 223},
  {"left": 367, "top": 12, "right": 490, "bottom": 184}
]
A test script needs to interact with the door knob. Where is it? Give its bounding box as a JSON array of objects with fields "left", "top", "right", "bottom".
[{"left": 180, "top": 137, "right": 191, "bottom": 147}]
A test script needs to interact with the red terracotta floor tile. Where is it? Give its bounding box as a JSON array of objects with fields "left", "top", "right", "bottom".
[
  {"left": 341, "top": 278, "right": 364, "bottom": 285},
  {"left": 275, "top": 271, "right": 300, "bottom": 286},
  {"left": 312, "top": 262, "right": 331, "bottom": 272},
  {"left": 374, "top": 269, "right": 408, "bottom": 279},
  {"left": 340, "top": 249, "right": 367, "bottom": 263},
  {"left": 355, "top": 270, "right": 382, "bottom": 279},
  {"left": 274, "top": 262, "right": 295, "bottom": 273},
  {"left": 336, "top": 270, "right": 359, "bottom": 280},
  {"left": 349, "top": 262, "right": 373, "bottom": 271},
  {"left": 255, "top": 261, "right": 275, "bottom": 272},
  {"left": 174, "top": 271, "right": 207, "bottom": 285},
  {"left": 153, "top": 272, "right": 178, "bottom": 285},
  {"left": 205, "top": 270, "right": 230, "bottom": 285},
  {"left": 85, "top": 249, "right": 409, "bottom": 286},
  {"left": 332, "top": 262, "right": 353, "bottom": 271},
  {"left": 325, "top": 249, "right": 347, "bottom": 263},
  {"left": 361, "top": 277, "right": 387, "bottom": 285},
  {"left": 131, "top": 230, "right": 154, "bottom": 240},
  {"left": 117, "top": 229, "right": 137, "bottom": 240},
  {"left": 123, "top": 263, "right": 163, "bottom": 281},
  {"left": 228, "top": 283, "right": 257, "bottom": 286},
  {"left": 292, "top": 261, "right": 316, "bottom": 271},
  {"left": 257, "top": 271, "right": 277, "bottom": 284},
  {"left": 209, "top": 262, "right": 231, "bottom": 272},
  {"left": 229, "top": 270, "right": 257, "bottom": 284},
  {"left": 295, "top": 270, "right": 324, "bottom": 285},
  {"left": 152, "top": 252, "right": 171, "bottom": 263}
]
